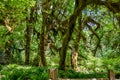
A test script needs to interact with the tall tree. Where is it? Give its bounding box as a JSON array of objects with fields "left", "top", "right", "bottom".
[
  {"left": 59, "top": 0, "right": 87, "bottom": 70},
  {"left": 71, "top": 11, "right": 82, "bottom": 72},
  {"left": 38, "top": 0, "right": 51, "bottom": 66},
  {"left": 25, "top": 5, "right": 37, "bottom": 64}
]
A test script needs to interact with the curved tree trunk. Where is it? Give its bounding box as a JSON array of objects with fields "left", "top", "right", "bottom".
[
  {"left": 71, "top": 13, "right": 82, "bottom": 71},
  {"left": 59, "top": 14, "right": 77, "bottom": 70},
  {"left": 59, "top": 0, "right": 86, "bottom": 70}
]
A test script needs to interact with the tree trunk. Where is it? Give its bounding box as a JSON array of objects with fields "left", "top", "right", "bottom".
[
  {"left": 25, "top": 24, "right": 31, "bottom": 64},
  {"left": 59, "top": 14, "right": 77, "bottom": 70},
  {"left": 59, "top": 0, "right": 86, "bottom": 70},
  {"left": 71, "top": 10, "right": 82, "bottom": 71},
  {"left": 38, "top": 24, "right": 47, "bottom": 66},
  {"left": 25, "top": 6, "right": 36, "bottom": 65},
  {"left": 38, "top": 0, "right": 50, "bottom": 67},
  {"left": 71, "top": 50, "right": 78, "bottom": 71},
  {"left": 108, "top": 70, "right": 115, "bottom": 80}
]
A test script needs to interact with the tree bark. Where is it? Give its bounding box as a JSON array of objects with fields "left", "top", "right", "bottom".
[
  {"left": 59, "top": 14, "right": 77, "bottom": 70},
  {"left": 38, "top": 0, "right": 50, "bottom": 66},
  {"left": 25, "top": 24, "right": 31, "bottom": 64},
  {"left": 71, "top": 12, "right": 82, "bottom": 71},
  {"left": 59, "top": 0, "right": 87, "bottom": 70},
  {"left": 25, "top": 6, "right": 36, "bottom": 65},
  {"left": 38, "top": 24, "right": 47, "bottom": 66}
]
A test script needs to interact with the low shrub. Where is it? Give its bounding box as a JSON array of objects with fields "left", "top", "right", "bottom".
[
  {"left": 58, "top": 69, "right": 108, "bottom": 79},
  {"left": 0, "top": 64, "right": 49, "bottom": 80}
]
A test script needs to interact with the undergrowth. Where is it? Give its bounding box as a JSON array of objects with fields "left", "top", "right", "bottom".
[
  {"left": 58, "top": 69, "right": 108, "bottom": 79},
  {"left": 0, "top": 64, "right": 48, "bottom": 80},
  {"left": 0, "top": 64, "right": 109, "bottom": 80}
]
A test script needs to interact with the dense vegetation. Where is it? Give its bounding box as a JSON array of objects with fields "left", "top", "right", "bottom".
[{"left": 0, "top": 0, "right": 120, "bottom": 79}]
